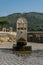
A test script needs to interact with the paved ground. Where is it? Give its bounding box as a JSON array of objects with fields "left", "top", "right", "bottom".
[
  {"left": 0, "top": 42, "right": 43, "bottom": 50},
  {"left": 27, "top": 42, "right": 43, "bottom": 50},
  {"left": 0, "top": 42, "right": 14, "bottom": 48}
]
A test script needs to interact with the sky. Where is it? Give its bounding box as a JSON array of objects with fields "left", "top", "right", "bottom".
[{"left": 0, "top": 0, "right": 43, "bottom": 16}]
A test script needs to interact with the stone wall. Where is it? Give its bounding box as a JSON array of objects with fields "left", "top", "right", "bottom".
[
  {"left": 0, "top": 32, "right": 43, "bottom": 43},
  {"left": 27, "top": 32, "right": 43, "bottom": 43},
  {"left": 0, "top": 32, "right": 16, "bottom": 42}
]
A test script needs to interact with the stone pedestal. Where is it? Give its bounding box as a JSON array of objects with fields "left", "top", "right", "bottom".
[{"left": 13, "top": 44, "right": 32, "bottom": 51}]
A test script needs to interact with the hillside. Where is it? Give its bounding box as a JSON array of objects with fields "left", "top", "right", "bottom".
[{"left": 0, "top": 12, "right": 43, "bottom": 31}]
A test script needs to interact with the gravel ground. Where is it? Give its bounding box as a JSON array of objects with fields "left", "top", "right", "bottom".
[
  {"left": 0, "top": 42, "right": 43, "bottom": 65},
  {"left": 0, "top": 49, "right": 43, "bottom": 65}
]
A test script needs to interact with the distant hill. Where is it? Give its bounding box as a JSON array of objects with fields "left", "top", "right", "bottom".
[{"left": 0, "top": 12, "right": 43, "bottom": 31}]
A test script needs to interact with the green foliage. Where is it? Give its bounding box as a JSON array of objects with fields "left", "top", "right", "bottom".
[
  {"left": 0, "top": 12, "right": 43, "bottom": 31},
  {"left": 0, "top": 20, "right": 9, "bottom": 24}
]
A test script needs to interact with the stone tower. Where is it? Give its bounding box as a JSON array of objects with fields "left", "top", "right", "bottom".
[
  {"left": 13, "top": 17, "right": 32, "bottom": 52},
  {"left": 16, "top": 17, "right": 27, "bottom": 47}
]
